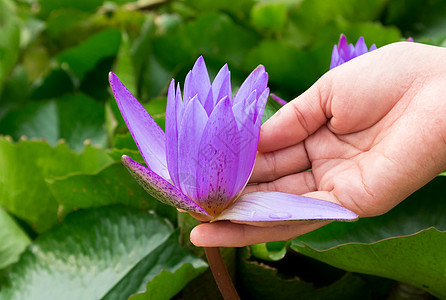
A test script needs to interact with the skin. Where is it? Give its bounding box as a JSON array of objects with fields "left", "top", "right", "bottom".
[{"left": 190, "top": 42, "right": 446, "bottom": 247}]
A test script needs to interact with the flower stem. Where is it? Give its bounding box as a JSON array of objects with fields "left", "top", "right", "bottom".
[{"left": 204, "top": 247, "right": 240, "bottom": 300}]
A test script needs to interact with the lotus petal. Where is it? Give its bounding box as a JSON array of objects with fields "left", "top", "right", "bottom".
[
  {"left": 232, "top": 88, "right": 270, "bottom": 194},
  {"left": 166, "top": 79, "right": 180, "bottom": 186},
  {"left": 184, "top": 56, "right": 211, "bottom": 106},
  {"left": 178, "top": 96, "right": 208, "bottom": 199},
  {"left": 232, "top": 91, "right": 259, "bottom": 194},
  {"left": 254, "top": 88, "right": 269, "bottom": 125},
  {"left": 330, "top": 45, "right": 340, "bottom": 69},
  {"left": 233, "top": 65, "right": 267, "bottom": 105},
  {"left": 212, "top": 64, "right": 232, "bottom": 105},
  {"left": 354, "top": 36, "right": 368, "bottom": 56},
  {"left": 330, "top": 35, "right": 376, "bottom": 69},
  {"left": 232, "top": 90, "right": 256, "bottom": 129},
  {"left": 204, "top": 64, "right": 232, "bottom": 114},
  {"left": 214, "top": 191, "right": 358, "bottom": 222},
  {"left": 109, "top": 73, "right": 170, "bottom": 180},
  {"left": 122, "top": 155, "right": 211, "bottom": 217},
  {"left": 196, "top": 96, "right": 240, "bottom": 216},
  {"left": 338, "top": 34, "right": 348, "bottom": 53}
]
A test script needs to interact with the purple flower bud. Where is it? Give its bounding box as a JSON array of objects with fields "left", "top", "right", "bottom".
[{"left": 330, "top": 34, "right": 377, "bottom": 69}]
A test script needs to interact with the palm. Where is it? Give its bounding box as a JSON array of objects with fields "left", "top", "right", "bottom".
[{"left": 307, "top": 122, "right": 403, "bottom": 217}]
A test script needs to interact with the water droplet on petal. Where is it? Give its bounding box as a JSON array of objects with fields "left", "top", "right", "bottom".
[{"left": 269, "top": 212, "right": 292, "bottom": 220}]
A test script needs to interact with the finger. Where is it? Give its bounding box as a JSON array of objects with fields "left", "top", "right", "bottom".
[
  {"left": 244, "top": 171, "right": 316, "bottom": 196},
  {"left": 190, "top": 220, "right": 329, "bottom": 247},
  {"left": 258, "top": 76, "right": 331, "bottom": 153},
  {"left": 249, "top": 142, "right": 311, "bottom": 183},
  {"left": 191, "top": 190, "right": 356, "bottom": 247}
]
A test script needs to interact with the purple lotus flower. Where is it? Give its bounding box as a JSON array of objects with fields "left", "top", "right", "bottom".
[
  {"left": 330, "top": 34, "right": 377, "bottom": 69},
  {"left": 109, "top": 57, "right": 358, "bottom": 223}
]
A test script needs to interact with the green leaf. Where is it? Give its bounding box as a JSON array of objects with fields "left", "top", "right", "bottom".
[
  {"left": 113, "top": 133, "right": 139, "bottom": 152},
  {"left": 0, "top": 207, "right": 31, "bottom": 270},
  {"left": 104, "top": 230, "right": 207, "bottom": 300},
  {"left": 58, "top": 28, "right": 122, "bottom": 80},
  {"left": 153, "top": 12, "right": 258, "bottom": 69},
  {"left": 291, "top": 176, "right": 446, "bottom": 298},
  {"left": 0, "top": 101, "right": 59, "bottom": 144},
  {"left": 128, "top": 16, "right": 158, "bottom": 98},
  {"left": 30, "top": 68, "right": 75, "bottom": 100},
  {"left": 315, "top": 20, "right": 402, "bottom": 49},
  {"left": 0, "top": 0, "right": 20, "bottom": 95},
  {"left": 185, "top": 13, "right": 258, "bottom": 65},
  {"left": 250, "top": 241, "right": 289, "bottom": 261},
  {"left": 0, "top": 137, "right": 113, "bottom": 231},
  {"left": 57, "top": 94, "right": 107, "bottom": 150},
  {"left": 251, "top": 2, "right": 288, "bottom": 33},
  {"left": 139, "top": 54, "right": 172, "bottom": 100},
  {"left": 45, "top": 9, "right": 91, "bottom": 40},
  {"left": 245, "top": 40, "right": 323, "bottom": 95},
  {"left": 384, "top": 0, "right": 446, "bottom": 39},
  {"left": 0, "top": 206, "right": 207, "bottom": 299},
  {"left": 22, "top": 45, "right": 51, "bottom": 82},
  {"left": 144, "top": 98, "right": 167, "bottom": 130},
  {"left": 290, "top": 0, "right": 388, "bottom": 34},
  {"left": 0, "top": 0, "right": 19, "bottom": 29},
  {"left": 183, "top": 0, "right": 254, "bottom": 15},
  {"left": 38, "top": 0, "right": 105, "bottom": 19},
  {"left": 0, "top": 93, "right": 107, "bottom": 151},
  {"left": 113, "top": 31, "right": 137, "bottom": 94},
  {"left": 294, "top": 228, "right": 446, "bottom": 299},
  {"left": 280, "top": 0, "right": 397, "bottom": 51},
  {"left": 0, "top": 66, "right": 29, "bottom": 120},
  {"left": 129, "top": 259, "right": 207, "bottom": 300},
  {"left": 238, "top": 247, "right": 371, "bottom": 299},
  {"left": 47, "top": 162, "right": 177, "bottom": 223},
  {"left": 178, "top": 247, "right": 237, "bottom": 300}
]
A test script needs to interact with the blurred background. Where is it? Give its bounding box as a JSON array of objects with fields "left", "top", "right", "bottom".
[
  {"left": 1, "top": 0, "right": 446, "bottom": 149},
  {"left": 1, "top": 0, "right": 446, "bottom": 299}
]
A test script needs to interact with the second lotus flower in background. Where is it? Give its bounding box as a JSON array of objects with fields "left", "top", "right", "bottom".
[
  {"left": 109, "top": 56, "right": 358, "bottom": 224},
  {"left": 330, "top": 34, "right": 377, "bottom": 69},
  {"left": 272, "top": 34, "right": 378, "bottom": 105}
]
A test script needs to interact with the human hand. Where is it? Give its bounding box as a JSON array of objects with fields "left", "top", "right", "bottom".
[{"left": 191, "top": 42, "right": 446, "bottom": 247}]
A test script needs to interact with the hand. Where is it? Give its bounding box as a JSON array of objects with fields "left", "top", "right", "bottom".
[{"left": 191, "top": 42, "right": 446, "bottom": 247}]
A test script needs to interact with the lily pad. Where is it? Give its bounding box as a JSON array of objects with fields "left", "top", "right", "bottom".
[
  {"left": 249, "top": 241, "right": 289, "bottom": 262},
  {"left": 0, "top": 137, "right": 113, "bottom": 231},
  {"left": 250, "top": 2, "right": 288, "bottom": 33},
  {"left": 129, "top": 261, "right": 207, "bottom": 300},
  {"left": 0, "top": 93, "right": 107, "bottom": 151},
  {"left": 152, "top": 12, "right": 258, "bottom": 70},
  {"left": 0, "top": 0, "right": 20, "bottom": 96},
  {"left": 0, "top": 207, "right": 31, "bottom": 270},
  {"left": 58, "top": 28, "right": 121, "bottom": 80},
  {"left": 291, "top": 176, "right": 446, "bottom": 298},
  {"left": 47, "top": 162, "right": 177, "bottom": 222},
  {"left": 237, "top": 247, "right": 371, "bottom": 299},
  {"left": 0, "top": 205, "right": 207, "bottom": 300},
  {"left": 38, "top": 0, "right": 104, "bottom": 19}
]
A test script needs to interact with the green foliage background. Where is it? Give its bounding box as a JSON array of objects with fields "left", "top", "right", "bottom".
[{"left": 1, "top": 0, "right": 446, "bottom": 298}]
